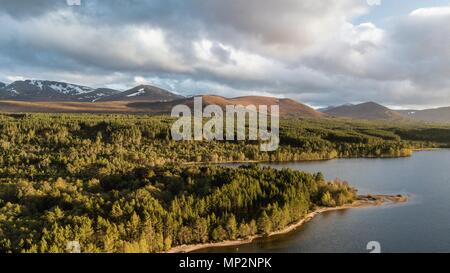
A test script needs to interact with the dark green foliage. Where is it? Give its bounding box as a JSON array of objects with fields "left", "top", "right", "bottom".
[
  {"left": 0, "top": 164, "right": 355, "bottom": 253},
  {"left": 0, "top": 113, "right": 449, "bottom": 253}
]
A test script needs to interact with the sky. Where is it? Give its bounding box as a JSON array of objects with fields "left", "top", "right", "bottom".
[{"left": 1, "top": 0, "right": 450, "bottom": 109}]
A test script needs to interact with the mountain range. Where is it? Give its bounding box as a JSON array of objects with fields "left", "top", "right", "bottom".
[
  {"left": 0, "top": 80, "right": 183, "bottom": 102},
  {"left": 0, "top": 80, "right": 102, "bottom": 101},
  {"left": 0, "top": 79, "right": 324, "bottom": 118},
  {"left": 1, "top": 79, "right": 450, "bottom": 123}
]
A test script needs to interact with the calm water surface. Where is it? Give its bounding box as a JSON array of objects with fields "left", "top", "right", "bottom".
[{"left": 197, "top": 150, "right": 450, "bottom": 253}]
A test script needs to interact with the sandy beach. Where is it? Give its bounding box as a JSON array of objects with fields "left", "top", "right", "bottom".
[{"left": 167, "top": 194, "right": 408, "bottom": 253}]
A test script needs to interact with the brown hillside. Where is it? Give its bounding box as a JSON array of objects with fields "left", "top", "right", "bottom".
[
  {"left": 0, "top": 96, "right": 324, "bottom": 118},
  {"left": 128, "top": 95, "right": 325, "bottom": 118}
]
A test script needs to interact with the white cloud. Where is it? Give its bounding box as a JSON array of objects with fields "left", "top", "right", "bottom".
[
  {"left": 1, "top": 1, "right": 450, "bottom": 108},
  {"left": 0, "top": 11, "right": 189, "bottom": 73},
  {"left": 410, "top": 6, "right": 450, "bottom": 17},
  {"left": 6, "top": 75, "right": 26, "bottom": 82},
  {"left": 133, "top": 76, "right": 150, "bottom": 86}
]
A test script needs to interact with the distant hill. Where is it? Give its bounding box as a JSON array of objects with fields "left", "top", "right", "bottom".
[
  {"left": 323, "top": 102, "right": 403, "bottom": 120},
  {"left": 318, "top": 103, "right": 354, "bottom": 113},
  {"left": 0, "top": 82, "right": 5, "bottom": 89},
  {"left": 97, "top": 85, "right": 184, "bottom": 102},
  {"left": 397, "top": 107, "right": 450, "bottom": 123},
  {"left": 128, "top": 95, "right": 325, "bottom": 118}
]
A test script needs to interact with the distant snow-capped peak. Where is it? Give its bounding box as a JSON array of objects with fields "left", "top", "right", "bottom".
[{"left": 26, "top": 80, "right": 94, "bottom": 95}]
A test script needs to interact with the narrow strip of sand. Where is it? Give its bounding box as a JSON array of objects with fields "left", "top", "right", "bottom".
[{"left": 167, "top": 194, "right": 408, "bottom": 253}]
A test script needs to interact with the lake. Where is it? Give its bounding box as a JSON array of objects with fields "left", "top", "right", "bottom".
[{"left": 196, "top": 149, "right": 450, "bottom": 253}]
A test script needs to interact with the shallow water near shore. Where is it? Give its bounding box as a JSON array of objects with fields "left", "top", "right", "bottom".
[{"left": 195, "top": 149, "right": 450, "bottom": 253}]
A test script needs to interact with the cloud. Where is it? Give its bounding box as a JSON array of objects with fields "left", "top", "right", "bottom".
[
  {"left": 0, "top": 0, "right": 64, "bottom": 18},
  {"left": 0, "top": 0, "right": 449, "bottom": 108},
  {"left": 0, "top": 10, "right": 189, "bottom": 73},
  {"left": 410, "top": 6, "right": 450, "bottom": 17}
]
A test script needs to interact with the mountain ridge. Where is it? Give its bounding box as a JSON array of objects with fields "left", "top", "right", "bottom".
[
  {"left": 97, "top": 85, "right": 184, "bottom": 102},
  {"left": 1, "top": 79, "right": 450, "bottom": 123},
  {"left": 0, "top": 80, "right": 95, "bottom": 101},
  {"left": 0, "top": 80, "right": 182, "bottom": 103}
]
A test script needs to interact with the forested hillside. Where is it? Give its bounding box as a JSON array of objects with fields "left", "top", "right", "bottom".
[
  {"left": 0, "top": 113, "right": 449, "bottom": 253},
  {"left": 0, "top": 164, "right": 356, "bottom": 253}
]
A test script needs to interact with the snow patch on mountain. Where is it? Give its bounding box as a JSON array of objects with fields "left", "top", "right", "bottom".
[
  {"left": 20, "top": 80, "right": 94, "bottom": 95},
  {"left": 48, "top": 83, "right": 93, "bottom": 95},
  {"left": 126, "top": 88, "right": 146, "bottom": 97},
  {"left": 9, "top": 89, "right": 19, "bottom": 95},
  {"left": 30, "top": 80, "right": 43, "bottom": 90}
]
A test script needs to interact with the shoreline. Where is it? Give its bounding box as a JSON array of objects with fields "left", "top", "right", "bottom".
[
  {"left": 167, "top": 194, "right": 408, "bottom": 253},
  {"left": 181, "top": 147, "right": 445, "bottom": 166}
]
